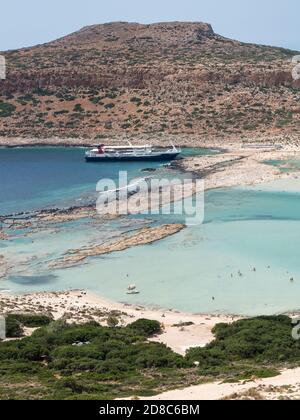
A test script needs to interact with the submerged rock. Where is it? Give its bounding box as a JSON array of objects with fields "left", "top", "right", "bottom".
[
  {"left": 141, "top": 168, "right": 157, "bottom": 173},
  {"left": 50, "top": 224, "right": 185, "bottom": 269}
]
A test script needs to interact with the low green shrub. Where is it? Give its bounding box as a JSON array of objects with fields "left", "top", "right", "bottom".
[
  {"left": 7, "top": 314, "right": 53, "bottom": 328},
  {"left": 0, "top": 316, "right": 299, "bottom": 399},
  {"left": 0, "top": 101, "right": 16, "bottom": 117},
  {"left": 128, "top": 319, "right": 162, "bottom": 337},
  {"left": 73, "top": 104, "right": 84, "bottom": 113},
  {"left": 5, "top": 317, "right": 23, "bottom": 338},
  {"left": 187, "top": 316, "right": 300, "bottom": 375}
]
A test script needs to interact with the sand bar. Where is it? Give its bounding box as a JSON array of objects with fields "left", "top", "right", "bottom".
[{"left": 50, "top": 224, "right": 185, "bottom": 268}]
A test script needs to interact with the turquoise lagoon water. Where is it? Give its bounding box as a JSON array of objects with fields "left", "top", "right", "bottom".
[
  {"left": 1, "top": 148, "right": 300, "bottom": 315},
  {"left": 265, "top": 158, "right": 300, "bottom": 173}
]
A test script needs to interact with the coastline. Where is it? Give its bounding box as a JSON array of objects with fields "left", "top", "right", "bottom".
[
  {"left": 2, "top": 141, "right": 300, "bottom": 329},
  {"left": 0, "top": 289, "right": 238, "bottom": 355},
  {"left": 2, "top": 288, "right": 300, "bottom": 401},
  {"left": 1, "top": 288, "right": 299, "bottom": 348},
  {"left": 2, "top": 141, "right": 299, "bottom": 221},
  {"left": 0, "top": 133, "right": 298, "bottom": 148},
  {"left": 2, "top": 141, "right": 300, "bottom": 281},
  {"left": 176, "top": 142, "right": 300, "bottom": 192}
]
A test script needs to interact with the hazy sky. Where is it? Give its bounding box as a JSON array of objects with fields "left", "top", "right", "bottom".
[{"left": 0, "top": 0, "right": 299, "bottom": 51}]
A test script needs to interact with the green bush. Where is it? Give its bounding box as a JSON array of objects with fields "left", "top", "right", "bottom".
[
  {"left": 130, "top": 97, "right": 141, "bottom": 104},
  {"left": 0, "top": 360, "right": 42, "bottom": 375},
  {"left": 187, "top": 316, "right": 300, "bottom": 375},
  {"left": 89, "top": 96, "right": 103, "bottom": 105},
  {"left": 121, "top": 123, "right": 131, "bottom": 129},
  {"left": 0, "top": 101, "right": 16, "bottom": 118},
  {"left": 7, "top": 314, "right": 53, "bottom": 328},
  {"left": 51, "top": 344, "right": 105, "bottom": 361},
  {"left": 104, "top": 103, "right": 115, "bottom": 109},
  {"left": 17, "top": 341, "right": 49, "bottom": 362},
  {"left": 73, "top": 104, "right": 84, "bottom": 113},
  {"left": 1, "top": 316, "right": 299, "bottom": 399},
  {"left": 134, "top": 343, "right": 188, "bottom": 368},
  {"left": 128, "top": 319, "right": 162, "bottom": 337},
  {"left": 33, "top": 88, "right": 52, "bottom": 96},
  {"left": 5, "top": 317, "right": 23, "bottom": 338},
  {"left": 3, "top": 313, "right": 53, "bottom": 339}
]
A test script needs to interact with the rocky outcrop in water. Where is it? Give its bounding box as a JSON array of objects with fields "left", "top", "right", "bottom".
[{"left": 50, "top": 224, "right": 185, "bottom": 268}]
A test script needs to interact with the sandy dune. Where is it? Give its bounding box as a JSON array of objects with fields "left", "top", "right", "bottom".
[{"left": 137, "top": 368, "right": 300, "bottom": 401}]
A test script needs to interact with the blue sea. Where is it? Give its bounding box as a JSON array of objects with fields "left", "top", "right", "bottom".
[
  {"left": 0, "top": 147, "right": 212, "bottom": 214},
  {"left": 1, "top": 147, "right": 300, "bottom": 315}
]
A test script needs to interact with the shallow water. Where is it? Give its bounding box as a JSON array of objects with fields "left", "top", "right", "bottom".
[{"left": 1, "top": 148, "right": 300, "bottom": 315}]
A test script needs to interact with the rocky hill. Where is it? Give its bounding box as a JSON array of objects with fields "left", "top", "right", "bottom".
[{"left": 0, "top": 21, "right": 299, "bottom": 143}]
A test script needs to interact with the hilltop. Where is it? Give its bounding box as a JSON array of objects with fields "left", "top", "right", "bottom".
[{"left": 0, "top": 21, "right": 299, "bottom": 143}]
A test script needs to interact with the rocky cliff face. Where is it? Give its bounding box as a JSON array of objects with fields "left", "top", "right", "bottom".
[{"left": 0, "top": 21, "right": 299, "bottom": 141}]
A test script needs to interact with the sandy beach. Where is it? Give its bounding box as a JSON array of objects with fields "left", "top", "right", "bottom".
[
  {"left": 0, "top": 289, "right": 237, "bottom": 355},
  {"left": 178, "top": 142, "right": 300, "bottom": 192},
  {"left": 136, "top": 367, "right": 300, "bottom": 400},
  {"left": 2, "top": 289, "right": 300, "bottom": 400}
]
